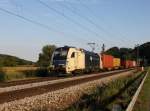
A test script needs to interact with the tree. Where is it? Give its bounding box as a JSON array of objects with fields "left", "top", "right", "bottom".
[
  {"left": 105, "top": 47, "right": 134, "bottom": 60},
  {"left": 135, "top": 42, "right": 150, "bottom": 65},
  {"left": 37, "top": 45, "right": 56, "bottom": 67},
  {"left": 120, "top": 48, "right": 133, "bottom": 60},
  {"left": 105, "top": 47, "right": 120, "bottom": 58}
]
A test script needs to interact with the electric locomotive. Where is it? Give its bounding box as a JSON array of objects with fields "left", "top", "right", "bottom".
[{"left": 50, "top": 46, "right": 100, "bottom": 74}]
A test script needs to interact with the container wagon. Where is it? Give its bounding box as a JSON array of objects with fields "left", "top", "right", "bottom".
[
  {"left": 102, "top": 54, "right": 114, "bottom": 70},
  {"left": 113, "top": 58, "right": 121, "bottom": 69},
  {"left": 129, "top": 60, "right": 133, "bottom": 68},
  {"left": 121, "top": 60, "right": 130, "bottom": 68}
]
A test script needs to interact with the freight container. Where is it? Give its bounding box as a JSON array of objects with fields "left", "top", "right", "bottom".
[
  {"left": 129, "top": 60, "right": 133, "bottom": 68},
  {"left": 113, "top": 58, "right": 121, "bottom": 69},
  {"left": 102, "top": 54, "right": 114, "bottom": 70},
  {"left": 121, "top": 60, "right": 130, "bottom": 68},
  {"left": 121, "top": 60, "right": 125, "bottom": 68},
  {"left": 126, "top": 60, "right": 130, "bottom": 68}
]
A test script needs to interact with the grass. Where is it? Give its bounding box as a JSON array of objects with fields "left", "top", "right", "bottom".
[
  {"left": 0, "top": 67, "right": 50, "bottom": 82},
  {"left": 65, "top": 71, "right": 145, "bottom": 111},
  {"left": 133, "top": 67, "right": 150, "bottom": 111},
  {"left": 2, "top": 66, "right": 38, "bottom": 71}
]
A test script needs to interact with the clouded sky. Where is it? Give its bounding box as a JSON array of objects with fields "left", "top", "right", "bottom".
[{"left": 0, "top": 0, "right": 150, "bottom": 61}]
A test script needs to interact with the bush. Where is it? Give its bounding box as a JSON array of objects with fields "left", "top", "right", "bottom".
[
  {"left": 21, "top": 68, "right": 50, "bottom": 77},
  {"left": 35, "top": 68, "right": 49, "bottom": 77},
  {"left": 5, "top": 72, "right": 26, "bottom": 81},
  {"left": 0, "top": 69, "right": 5, "bottom": 82},
  {"left": 0, "top": 67, "right": 51, "bottom": 82}
]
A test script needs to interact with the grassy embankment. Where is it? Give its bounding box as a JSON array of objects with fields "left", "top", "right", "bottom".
[
  {"left": 65, "top": 71, "right": 146, "bottom": 111},
  {"left": 0, "top": 67, "right": 49, "bottom": 82},
  {"left": 133, "top": 67, "right": 150, "bottom": 111}
]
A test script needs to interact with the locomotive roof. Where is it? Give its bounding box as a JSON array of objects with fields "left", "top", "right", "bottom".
[
  {"left": 56, "top": 46, "right": 75, "bottom": 49},
  {"left": 57, "top": 46, "right": 99, "bottom": 56}
]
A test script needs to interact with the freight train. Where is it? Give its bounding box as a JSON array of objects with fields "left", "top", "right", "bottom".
[{"left": 50, "top": 46, "right": 136, "bottom": 74}]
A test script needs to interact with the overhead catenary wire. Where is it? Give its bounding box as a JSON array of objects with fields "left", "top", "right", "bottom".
[
  {"left": 0, "top": 7, "right": 89, "bottom": 45},
  {"left": 59, "top": 1, "right": 123, "bottom": 44},
  {"left": 8, "top": 0, "right": 22, "bottom": 15},
  {"left": 77, "top": 0, "right": 132, "bottom": 43},
  {"left": 36, "top": 0, "right": 111, "bottom": 43},
  {"left": 0, "top": 7, "right": 65, "bottom": 35},
  {"left": 0, "top": 1, "right": 128, "bottom": 52}
]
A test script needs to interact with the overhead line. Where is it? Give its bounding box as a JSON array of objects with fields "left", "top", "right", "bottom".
[
  {"left": 36, "top": 0, "right": 110, "bottom": 43},
  {"left": 0, "top": 7, "right": 90, "bottom": 44},
  {"left": 0, "top": 7, "right": 65, "bottom": 35},
  {"left": 60, "top": 2, "right": 120, "bottom": 44},
  {"left": 78, "top": 0, "right": 131, "bottom": 43}
]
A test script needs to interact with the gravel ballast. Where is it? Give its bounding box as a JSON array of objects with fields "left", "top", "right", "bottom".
[{"left": 0, "top": 71, "right": 134, "bottom": 111}]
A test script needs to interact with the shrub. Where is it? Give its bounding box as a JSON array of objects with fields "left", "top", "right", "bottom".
[
  {"left": 0, "top": 68, "right": 5, "bottom": 82},
  {"left": 5, "top": 72, "right": 26, "bottom": 81},
  {"left": 35, "top": 68, "right": 49, "bottom": 77}
]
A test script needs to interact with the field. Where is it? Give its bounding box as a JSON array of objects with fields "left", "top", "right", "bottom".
[
  {"left": 133, "top": 68, "right": 150, "bottom": 111},
  {"left": 0, "top": 66, "right": 48, "bottom": 82},
  {"left": 1, "top": 66, "right": 38, "bottom": 71}
]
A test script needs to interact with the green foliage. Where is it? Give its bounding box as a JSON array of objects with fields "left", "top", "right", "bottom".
[
  {"left": 105, "top": 47, "right": 120, "bottom": 58},
  {"left": 4, "top": 72, "right": 26, "bottom": 81},
  {"left": 35, "top": 68, "right": 49, "bottom": 77},
  {"left": 133, "top": 68, "right": 150, "bottom": 111},
  {"left": 120, "top": 48, "right": 134, "bottom": 60},
  {"left": 37, "top": 45, "right": 56, "bottom": 67},
  {"left": 138, "top": 42, "right": 150, "bottom": 65},
  {"left": 0, "top": 54, "right": 34, "bottom": 67},
  {"left": 105, "top": 47, "right": 134, "bottom": 60},
  {"left": 0, "top": 68, "right": 5, "bottom": 81},
  {"left": 0, "top": 67, "right": 51, "bottom": 82}
]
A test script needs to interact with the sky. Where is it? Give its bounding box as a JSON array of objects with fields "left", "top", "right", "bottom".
[{"left": 0, "top": 0, "right": 150, "bottom": 61}]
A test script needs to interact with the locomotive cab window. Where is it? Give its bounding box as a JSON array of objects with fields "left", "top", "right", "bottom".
[{"left": 71, "top": 52, "right": 75, "bottom": 58}]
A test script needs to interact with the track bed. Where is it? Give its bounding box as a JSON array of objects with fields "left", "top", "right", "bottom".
[{"left": 0, "top": 69, "right": 133, "bottom": 104}]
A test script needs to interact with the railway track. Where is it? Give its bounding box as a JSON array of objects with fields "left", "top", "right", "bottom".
[
  {"left": 0, "top": 69, "right": 133, "bottom": 88},
  {"left": 0, "top": 77, "right": 64, "bottom": 88},
  {"left": 0, "top": 69, "right": 134, "bottom": 104}
]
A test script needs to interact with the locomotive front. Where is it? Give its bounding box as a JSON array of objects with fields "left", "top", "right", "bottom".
[{"left": 50, "top": 47, "right": 69, "bottom": 73}]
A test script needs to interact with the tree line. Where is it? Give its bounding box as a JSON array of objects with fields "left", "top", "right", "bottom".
[{"left": 105, "top": 42, "right": 150, "bottom": 66}]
